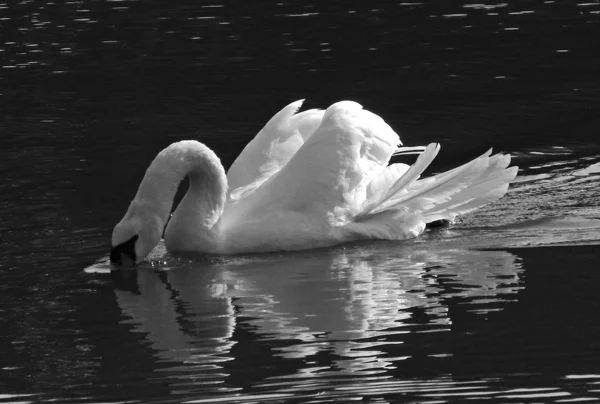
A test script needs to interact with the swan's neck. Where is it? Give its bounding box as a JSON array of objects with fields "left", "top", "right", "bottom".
[{"left": 135, "top": 140, "right": 228, "bottom": 252}]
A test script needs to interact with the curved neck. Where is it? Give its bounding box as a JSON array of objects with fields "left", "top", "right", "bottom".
[{"left": 135, "top": 141, "right": 227, "bottom": 241}]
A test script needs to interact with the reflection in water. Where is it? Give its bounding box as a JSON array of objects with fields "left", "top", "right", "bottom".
[
  {"left": 104, "top": 243, "right": 600, "bottom": 402},
  {"left": 113, "top": 245, "right": 523, "bottom": 400},
  {"left": 115, "top": 266, "right": 236, "bottom": 368}
]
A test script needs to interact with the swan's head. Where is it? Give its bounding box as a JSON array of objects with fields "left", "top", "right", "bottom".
[{"left": 110, "top": 204, "right": 163, "bottom": 267}]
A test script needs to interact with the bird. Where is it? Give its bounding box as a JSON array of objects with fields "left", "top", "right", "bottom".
[{"left": 110, "top": 100, "right": 518, "bottom": 266}]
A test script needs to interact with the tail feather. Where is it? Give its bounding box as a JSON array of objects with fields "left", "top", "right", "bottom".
[
  {"left": 392, "top": 145, "right": 427, "bottom": 156},
  {"left": 362, "top": 143, "right": 440, "bottom": 216},
  {"left": 366, "top": 163, "right": 410, "bottom": 201},
  {"left": 371, "top": 147, "right": 495, "bottom": 215},
  {"left": 349, "top": 145, "right": 518, "bottom": 240},
  {"left": 421, "top": 165, "right": 518, "bottom": 222},
  {"left": 406, "top": 148, "right": 494, "bottom": 190},
  {"left": 383, "top": 152, "right": 517, "bottom": 220}
]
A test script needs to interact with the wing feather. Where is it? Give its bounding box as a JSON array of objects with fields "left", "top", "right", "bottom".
[
  {"left": 359, "top": 148, "right": 517, "bottom": 225},
  {"left": 222, "top": 101, "right": 401, "bottom": 229},
  {"left": 226, "top": 100, "right": 325, "bottom": 198}
]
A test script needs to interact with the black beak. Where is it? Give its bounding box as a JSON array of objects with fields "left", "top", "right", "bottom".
[{"left": 110, "top": 235, "right": 139, "bottom": 267}]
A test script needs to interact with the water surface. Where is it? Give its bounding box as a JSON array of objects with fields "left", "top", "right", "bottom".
[{"left": 2, "top": 0, "right": 600, "bottom": 403}]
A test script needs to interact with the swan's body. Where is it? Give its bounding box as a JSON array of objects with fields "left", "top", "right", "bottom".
[{"left": 110, "top": 100, "right": 518, "bottom": 265}]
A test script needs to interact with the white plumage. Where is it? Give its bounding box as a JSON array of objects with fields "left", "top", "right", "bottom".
[{"left": 110, "top": 100, "right": 518, "bottom": 265}]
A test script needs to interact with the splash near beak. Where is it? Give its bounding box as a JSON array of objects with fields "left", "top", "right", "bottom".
[{"left": 110, "top": 235, "right": 138, "bottom": 267}]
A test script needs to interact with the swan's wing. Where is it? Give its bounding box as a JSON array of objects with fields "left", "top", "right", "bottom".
[
  {"left": 369, "top": 148, "right": 515, "bottom": 217},
  {"left": 226, "top": 100, "right": 325, "bottom": 200},
  {"left": 222, "top": 101, "right": 401, "bottom": 230},
  {"left": 345, "top": 147, "right": 518, "bottom": 240},
  {"left": 366, "top": 163, "right": 410, "bottom": 202}
]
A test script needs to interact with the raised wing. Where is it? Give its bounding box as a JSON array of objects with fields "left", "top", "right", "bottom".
[
  {"left": 226, "top": 100, "right": 325, "bottom": 201},
  {"left": 222, "top": 101, "right": 402, "bottom": 231}
]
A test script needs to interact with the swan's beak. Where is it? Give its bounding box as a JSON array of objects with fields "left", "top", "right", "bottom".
[
  {"left": 110, "top": 235, "right": 138, "bottom": 267},
  {"left": 110, "top": 249, "right": 136, "bottom": 267}
]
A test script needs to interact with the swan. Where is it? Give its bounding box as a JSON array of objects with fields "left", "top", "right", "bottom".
[{"left": 110, "top": 100, "right": 518, "bottom": 266}]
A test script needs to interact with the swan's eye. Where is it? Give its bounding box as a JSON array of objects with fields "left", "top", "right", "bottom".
[{"left": 110, "top": 234, "right": 139, "bottom": 266}]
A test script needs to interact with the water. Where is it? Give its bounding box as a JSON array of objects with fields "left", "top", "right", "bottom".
[{"left": 2, "top": 0, "right": 600, "bottom": 402}]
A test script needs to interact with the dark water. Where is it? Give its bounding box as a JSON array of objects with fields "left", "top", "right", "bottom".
[{"left": 2, "top": 0, "right": 600, "bottom": 402}]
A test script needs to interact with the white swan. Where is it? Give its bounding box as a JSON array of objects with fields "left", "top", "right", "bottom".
[{"left": 110, "top": 100, "right": 518, "bottom": 265}]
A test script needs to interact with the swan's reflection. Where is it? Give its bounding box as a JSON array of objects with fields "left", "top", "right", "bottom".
[
  {"left": 113, "top": 243, "right": 521, "bottom": 390},
  {"left": 114, "top": 266, "right": 236, "bottom": 367}
]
